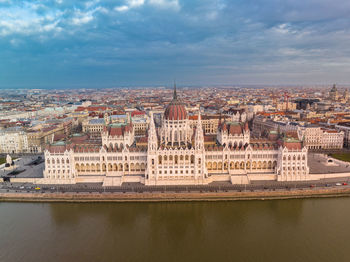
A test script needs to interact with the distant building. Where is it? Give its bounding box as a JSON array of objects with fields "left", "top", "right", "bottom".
[
  {"left": 0, "top": 128, "right": 28, "bottom": 154},
  {"left": 297, "top": 126, "right": 344, "bottom": 150},
  {"left": 329, "top": 84, "right": 339, "bottom": 101},
  {"left": 335, "top": 122, "right": 350, "bottom": 148},
  {"left": 82, "top": 118, "right": 105, "bottom": 137}
]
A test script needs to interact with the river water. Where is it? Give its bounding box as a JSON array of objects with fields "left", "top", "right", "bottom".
[{"left": 1, "top": 198, "right": 350, "bottom": 262}]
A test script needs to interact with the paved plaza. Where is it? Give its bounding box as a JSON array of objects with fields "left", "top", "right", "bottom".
[
  {"left": 308, "top": 153, "right": 350, "bottom": 174},
  {"left": 0, "top": 155, "right": 44, "bottom": 179}
]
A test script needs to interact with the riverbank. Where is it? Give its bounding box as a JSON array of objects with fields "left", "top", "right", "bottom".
[{"left": 2, "top": 187, "right": 350, "bottom": 202}]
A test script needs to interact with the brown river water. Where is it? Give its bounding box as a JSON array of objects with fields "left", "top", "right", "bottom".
[{"left": 1, "top": 198, "right": 350, "bottom": 262}]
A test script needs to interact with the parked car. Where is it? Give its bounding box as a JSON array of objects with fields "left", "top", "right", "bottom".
[
  {"left": 309, "top": 184, "right": 316, "bottom": 188},
  {"left": 343, "top": 182, "right": 348, "bottom": 186},
  {"left": 336, "top": 183, "right": 342, "bottom": 186},
  {"left": 35, "top": 187, "right": 41, "bottom": 190}
]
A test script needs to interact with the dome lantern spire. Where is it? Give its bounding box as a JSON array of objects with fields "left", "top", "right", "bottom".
[{"left": 173, "top": 81, "right": 177, "bottom": 100}]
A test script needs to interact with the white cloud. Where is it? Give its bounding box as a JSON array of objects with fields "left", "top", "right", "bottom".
[
  {"left": 115, "top": 0, "right": 179, "bottom": 12},
  {"left": 128, "top": 0, "right": 144, "bottom": 7},
  {"left": 148, "top": 0, "right": 179, "bottom": 10},
  {"left": 274, "top": 24, "right": 290, "bottom": 34},
  {"left": 115, "top": 0, "right": 144, "bottom": 12},
  {"left": 115, "top": 5, "right": 129, "bottom": 12},
  {"left": 0, "top": 2, "right": 107, "bottom": 37},
  {"left": 0, "top": 4, "right": 64, "bottom": 36},
  {"left": 70, "top": 6, "right": 105, "bottom": 26}
]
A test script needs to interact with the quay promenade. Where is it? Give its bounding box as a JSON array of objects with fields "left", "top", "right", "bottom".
[{"left": 2, "top": 177, "right": 350, "bottom": 202}]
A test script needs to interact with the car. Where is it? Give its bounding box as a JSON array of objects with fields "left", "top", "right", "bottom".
[
  {"left": 309, "top": 184, "right": 316, "bottom": 188},
  {"left": 336, "top": 183, "right": 342, "bottom": 186},
  {"left": 325, "top": 184, "right": 331, "bottom": 187},
  {"left": 50, "top": 187, "right": 55, "bottom": 190},
  {"left": 19, "top": 186, "right": 24, "bottom": 189},
  {"left": 343, "top": 182, "right": 348, "bottom": 186},
  {"left": 35, "top": 187, "right": 41, "bottom": 190}
]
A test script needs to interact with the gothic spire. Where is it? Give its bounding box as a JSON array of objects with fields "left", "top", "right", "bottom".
[
  {"left": 173, "top": 81, "right": 177, "bottom": 100},
  {"left": 195, "top": 107, "right": 204, "bottom": 150}
]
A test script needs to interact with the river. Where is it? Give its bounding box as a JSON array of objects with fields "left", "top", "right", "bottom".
[{"left": 1, "top": 198, "right": 350, "bottom": 262}]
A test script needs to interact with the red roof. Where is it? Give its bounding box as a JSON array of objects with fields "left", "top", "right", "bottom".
[
  {"left": 108, "top": 123, "right": 132, "bottom": 137},
  {"left": 131, "top": 111, "right": 145, "bottom": 117},
  {"left": 284, "top": 142, "right": 302, "bottom": 150},
  {"left": 164, "top": 100, "right": 187, "bottom": 120}
]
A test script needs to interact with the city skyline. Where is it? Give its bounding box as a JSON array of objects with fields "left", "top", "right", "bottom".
[{"left": 1, "top": 0, "right": 350, "bottom": 88}]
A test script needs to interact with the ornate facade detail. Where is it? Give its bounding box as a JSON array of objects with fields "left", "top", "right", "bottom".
[{"left": 43, "top": 85, "right": 311, "bottom": 186}]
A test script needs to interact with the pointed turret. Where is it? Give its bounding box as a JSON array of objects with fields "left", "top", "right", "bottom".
[
  {"left": 195, "top": 108, "right": 204, "bottom": 150},
  {"left": 148, "top": 112, "right": 158, "bottom": 152}
]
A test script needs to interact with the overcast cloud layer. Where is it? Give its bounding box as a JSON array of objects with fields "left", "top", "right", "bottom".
[{"left": 1, "top": 0, "right": 350, "bottom": 88}]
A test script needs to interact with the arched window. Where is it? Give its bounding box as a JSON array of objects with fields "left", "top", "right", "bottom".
[{"left": 136, "top": 163, "right": 140, "bottom": 171}]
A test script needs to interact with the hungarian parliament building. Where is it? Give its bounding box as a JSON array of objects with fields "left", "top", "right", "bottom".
[{"left": 43, "top": 87, "right": 310, "bottom": 186}]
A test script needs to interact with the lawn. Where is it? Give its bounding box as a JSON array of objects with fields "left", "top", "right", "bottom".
[
  {"left": 330, "top": 153, "right": 350, "bottom": 162},
  {"left": 0, "top": 157, "right": 17, "bottom": 165}
]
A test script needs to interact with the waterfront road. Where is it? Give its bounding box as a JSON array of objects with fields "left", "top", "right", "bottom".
[{"left": 1, "top": 177, "right": 350, "bottom": 195}]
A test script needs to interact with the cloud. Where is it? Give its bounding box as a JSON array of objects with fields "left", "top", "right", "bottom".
[
  {"left": 115, "top": 0, "right": 179, "bottom": 12},
  {"left": 0, "top": 4, "right": 64, "bottom": 36},
  {"left": 71, "top": 7, "right": 99, "bottom": 25},
  {"left": 1, "top": 0, "right": 350, "bottom": 88},
  {"left": 128, "top": 0, "right": 145, "bottom": 7},
  {"left": 115, "top": 5, "right": 129, "bottom": 12},
  {"left": 149, "top": 0, "right": 179, "bottom": 10}
]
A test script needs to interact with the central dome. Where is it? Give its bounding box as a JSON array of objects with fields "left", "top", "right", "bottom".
[{"left": 164, "top": 84, "right": 187, "bottom": 120}]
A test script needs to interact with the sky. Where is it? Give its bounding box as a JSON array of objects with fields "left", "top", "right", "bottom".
[{"left": 1, "top": 0, "right": 350, "bottom": 88}]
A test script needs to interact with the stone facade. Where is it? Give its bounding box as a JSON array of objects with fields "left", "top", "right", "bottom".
[
  {"left": 0, "top": 129, "right": 28, "bottom": 153},
  {"left": 297, "top": 126, "right": 344, "bottom": 149},
  {"left": 43, "top": 87, "right": 311, "bottom": 186}
]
